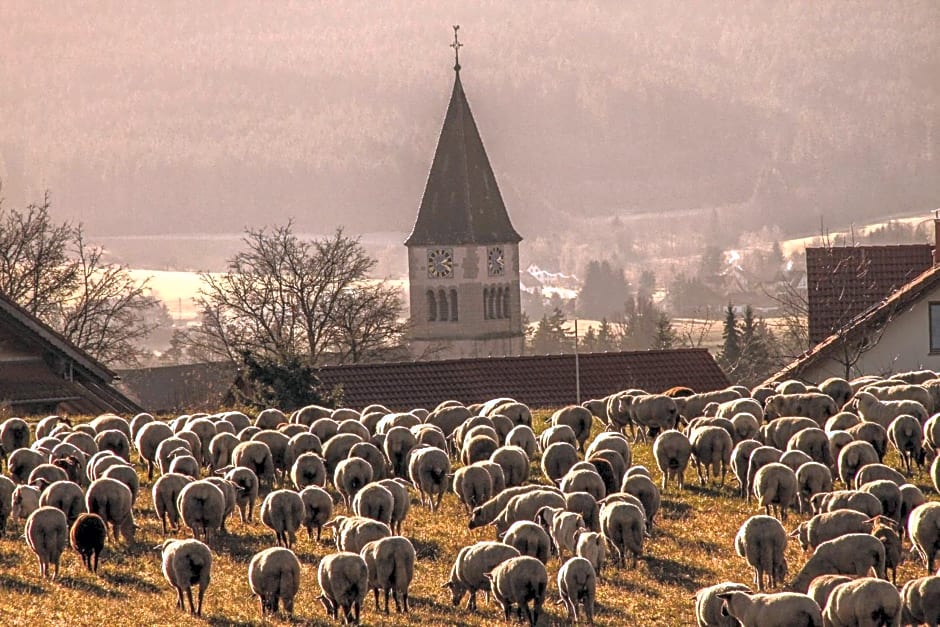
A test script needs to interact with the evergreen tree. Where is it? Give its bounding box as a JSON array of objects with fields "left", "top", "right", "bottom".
[
  {"left": 719, "top": 303, "right": 741, "bottom": 374},
  {"left": 577, "top": 260, "right": 630, "bottom": 319},
  {"left": 653, "top": 312, "right": 678, "bottom": 349},
  {"left": 529, "top": 308, "right": 572, "bottom": 354},
  {"left": 596, "top": 318, "right": 615, "bottom": 351},
  {"left": 581, "top": 326, "right": 598, "bottom": 352},
  {"left": 735, "top": 305, "right": 782, "bottom": 386}
]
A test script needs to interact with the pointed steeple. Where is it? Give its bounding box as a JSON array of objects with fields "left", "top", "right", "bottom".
[{"left": 405, "top": 29, "right": 521, "bottom": 247}]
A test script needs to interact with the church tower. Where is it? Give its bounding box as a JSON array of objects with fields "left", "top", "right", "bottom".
[{"left": 406, "top": 27, "right": 525, "bottom": 360}]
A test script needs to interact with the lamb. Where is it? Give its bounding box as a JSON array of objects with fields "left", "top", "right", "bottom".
[
  {"left": 501, "top": 520, "right": 552, "bottom": 564},
  {"left": 326, "top": 515, "right": 392, "bottom": 554},
  {"left": 541, "top": 442, "right": 580, "bottom": 484},
  {"left": 653, "top": 430, "right": 692, "bottom": 491},
  {"left": 838, "top": 440, "right": 880, "bottom": 485},
  {"left": 600, "top": 500, "right": 647, "bottom": 568},
  {"left": 70, "top": 512, "right": 106, "bottom": 573},
  {"left": 231, "top": 440, "right": 276, "bottom": 490},
  {"left": 360, "top": 536, "right": 416, "bottom": 614},
  {"left": 715, "top": 590, "right": 823, "bottom": 627},
  {"left": 250, "top": 546, "right": 302, "bottom": 617},
  {"left": 453, "top": 464, "right": 493, "bottom": 513},
  {"left": 731, "top": 440, "right": 762, "bottom": 499},
  {"left": 908, "top": 502, "right": 940, "bottom": 573},
  {"left": 489, "top": 445, "right": 529, "bottom": 489},
  {"left": 535, "top": 507, "right": 586, "bottom": 559},
  {"left": 822, "top": 577, "right": 901, "bottom": 627},
  {"left": 260, "top": 489, "right": 305, "bottom": 549},
  {"left": 900, "top": 575, "right": 940, "bottom": 627},
  {"left": 690, "top": 425, "right": 734, "bottom": 486},
  {"left": 557, "top": 556, "right": 596, "bottom": 625},
  {"left": 789, "top": 510, "right": 870, "bottom": 551},
  {"left": 694, "top": 582, "right": 752, "bottom": 627},
  {"left": 753, "top": 463, "right": 798, "bottom": 521},
  {"left": 485, "top": 555, "right": 548, "bottom": 627},
  {"left": 787, "top": 533, "right": 886, "bottom": 592},
  {"left": 735, "top": 514, "right": 788, "bottom": 591},
  {"left": 25, "top": 506, "right": 68, "bottom": 579},
  {"left": 550, "top": 405, "right": 595, "bottom": 452},
  {"left": 177, "top": 480, "right": 225, "bottom": 542},
  {"left": 158, "top": 538, "right": 212, "bottom": 616},
  {"left": 442, "top": 541, "right": 522, "bottom": 611},
  {"left": 85, "top": 477, "right": 136, "bottom": 543},
  {"left": 39, "top": 479, "right": 86, "bottom": 526},
  {"left": 408, "top": 446, "right": 450, "bottom": 511},
  {"left": 352, "top": 482, "right": 394, "bottom": 526},
  {"left": 852, "top": 390, "right": 928, "bottom": 428},
  {"left": 335, "top": 457, "right": 374, "bottom": 508},
  {"left": 763, "top": 393, "right": 838, "bottom": 425},
  {"left": 887, "top": 414, "right": 924, "bottom": 476}
]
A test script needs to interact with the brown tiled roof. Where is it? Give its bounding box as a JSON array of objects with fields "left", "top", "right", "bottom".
[
  {"left": 806, "top": 244, "right": 932, "bottom": 344},
  {"left": 766, "top": 263, "right": 940, "bottom": 384},
  {"left": 318, "top": 349, "right": 729, "bottom": 411},
  {"left": 117, "top": 362, "right": 239, "bottom": 414}
]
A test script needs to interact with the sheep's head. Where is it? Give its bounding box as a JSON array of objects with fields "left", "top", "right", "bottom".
[{"left": 440, "top": 579, "right": 467, "bottom": 606}]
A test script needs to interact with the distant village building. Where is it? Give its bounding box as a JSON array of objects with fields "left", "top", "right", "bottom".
[{"left": 405, "top": 27, "right": 525, "bottom": 360}]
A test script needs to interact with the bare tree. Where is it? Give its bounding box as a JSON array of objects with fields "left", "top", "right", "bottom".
[{"left": 330, "top": 282, "right": 408, "bottom": 363}]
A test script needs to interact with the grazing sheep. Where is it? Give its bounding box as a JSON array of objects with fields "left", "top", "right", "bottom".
[
  {"left": 898, "top": 483, "right": 926, "bottom": 537},
  {"left": 298, "top": 485, "right": 333, "bottom": 541},
  {"left": 576, "top": 530, "right": 614, "bottom": 578},
  {"left": 838, "top": 440, "right": 880, "bottom": 485},
  {"left": 542, "top": 442, "right": 580, "bottom": 484},
  {"left": 557, "top": 556, "right": 596, "bottom": 625},
  {"left": 806, "top": 574, "right": 853, "bottom": 612},
  {"left": 159, "top": 538, "right": 212, "bottom": 616},
  {"left": 231, "top": 440, "right": 276, "bottom": 490},
  {"left": 653, "top": 430, "right": 692, "bottom": 491},
  {"left": 731, "top": 413, "right": 762, "bottom": 443},
  {"left": 674, "top": 389, "right": 742, "bottom": 422},
  {"left": 8, "top": 448, "right": 45, "bottom": 485},
  {"left": 900, "top": 575, "right": 940, "bottom": 627},
  {"left": 207, "top": 432, "right": 240, "bottom": 473},
  {"left": 811, "top": 490, "right": 883, "bottom": 518},
  {"left": 485, "top": 555, "right": 548, "bottom": 627},
  {"left": 291, "top": 452, "right": 327, "bottom": 490},
  {"left": 694, "top": 582, "right": 752, "bottom": 627},
  {"left": 866, "top": 516, "right": 903, "bottom": 584},
  {"left": 826, "top": 412, "right": 861, "bottom": 433},
  {"left": 887, "top": 414, "right": 924, "bottom": 476},
  {"left": 352, "top": 482, "right": 394, "bottom": 526},
  {"left": 335, "top": 457, "right": 374, "bottom": 508},
  {"left": 540, "top": 424, "right": 579, "bottom": 453},
  {"left": 586, "top": 431, "right": 632, "bottom": 467},
  {"left": 223, "top": 466, "right": 259, "bottom": 523},
  {"left": 468, "top": 485, "right": 561, "bottom": 529},
  {"left": 788, "top": 533, "right": 886, "bottom": 592},
  {"left": 375, "top": 478, "right": 411, "bottom": 536},
  {"left": 761, "top": 417, "right": 820, "bottom": 450},
  {"left": 823, "top": 577, "right": 901, "bottom": 627},
  {"left": 505, "top": 425, "right": 537, "bottom": 460},
  {"left": 501, "top": 520, "right": 552, "bottom": 564},
  {"left": 753, "top": 463, "right": 798, "bottom": 521},
  {"left": 852, "top": 390, "right": 928, "bottom": 429},
  {"left": 550, "top": 405, "right": 595, "bottom": 452},
  {"left": 0, "top": 475, "right": 14, "bottom": 534},
  {"left": 11, "top": 484, "right": 40, "bottom": 528},
  {"left": 70, "top": 512, "right": 106, "bottom": 573},
  {"left": 855, "top": 463, "right": 906, "bottom": 488},
  {"left": 619, "top": 394, "right": 679, "bottom": 442},
  {"left": 250, "top": 546, "right": 302, "bottom": 617},
  {"left": 735, "top": 515, "right": 788, "bottom": 591},
  {"left": 763, "top": 393, "right": 838, "bottom": 425},
  {"left": 794, "top": 462, "right": 833, "bottom": 514},
  {"left": 317, "top": 552, "right": 369, "bottom": 623},
  {"left": 383, "top": 427, "right": 417, "bottom": 479},
  {"left": 715, "top": 397, "right": 764, "bottom": 421},
  {"left": 846, "top": 421, "right": 889, "bottom": 461},
  {"left": 152, "top": 474, "right": 191, "bottom": 536},
  {"left": 177, "top": 480, "right": 225, "bottom": 542},
  {"left": 25, "top": 506, "right": 68, "bottom": 580},
  {"left": 908, "top": 502, "right": 940, "bottom": 573},
  {"left": 453, "top": 464, "right": 494, "bottom": 514},
  {"left": 790, "top": 509, "right": 870, "bottom": 552},
  {"left": 349, "top": 442, "right": 389, "bottom": 482},
  {"left": 491, "top": 490, "right": 567, "bottom": 537},
  {"left": 85, "top": 477, "right": 135, "bottom": 543},
  {"left": 732, "top": 440, "right": 763, "bottom": 499},
  {"left": 442, "top": 541, "right": 522, "bottom": 611},
  {"left": 489, "top": 445, "right": 529, "bottom": 489},
  {"left": 408, "top": 446, "right": 450, "bottom": 511},
  {"left": 0, "top": 417, "right": 30, "bottom": 459},
  {"left": 858, "top": 479, "right": 902, "bottom": 522},
  {"left": 360, "top": 536, "right": 416, "bottom": 614},
  {"left": 787, "top": 428, "right": 832, "bottom": 468},
  {"left": 620, "top": 474, "right": 661, "bottom": 529},
  {"left": 600, "top": 500, "right": 647, "bottom": 568},
  {"left": 715, "top": 591, "right": 823, "bottom": 627},
  {"left": 134, "top": 421, "right": 174, "bottom": 480},
  {"left": 425, "top": 404, "right": 472, "bottom": 438},
  {"left": 690, "top": 426, "right": 734, "bottom": 486},
  {"left": 101, "top": 463, "right": 140, "bottom": 504},
  {"left": 327, "top": 515, "right": 392, "bottom": 554},
  {"left": 260, "top": 489, "right": 305, "bottom": 549},
  {"left": 560, "top": 467, "right": 606, "bottom": 502},
  {"left": 820, "top": 377, "right": 853, "bottom": 408},
  {"left": 39, "top": 479, "right": 86, "bottom": 526},
  {"left": 566, "top": 491, "right": 600, "bottom": 533}
]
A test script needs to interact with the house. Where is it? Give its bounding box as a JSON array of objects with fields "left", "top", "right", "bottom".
[{"left": 0, "top": 291, "right": 142, "bottom": 416}]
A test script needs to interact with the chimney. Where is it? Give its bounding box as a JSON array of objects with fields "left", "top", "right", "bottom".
[{"left": 935, "top": 209, "right": 940, "bottom": 265}]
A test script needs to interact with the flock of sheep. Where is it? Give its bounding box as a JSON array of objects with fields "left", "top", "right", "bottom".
[{"left": 0, "top": 369, "right": 939, "bottom": 625}]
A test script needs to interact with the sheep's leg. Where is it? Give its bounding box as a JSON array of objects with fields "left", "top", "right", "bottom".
[
  {"left": 176, "top": 587, "right": 185, "bottom": 610},
  {"left": 373, "top": 587, "right": 380, "bottom": 611},
  {"left": 402, "top": 590, "right": 409, "bottom": 613},
  {"left": 384, "top": 587, "right": 391, "bottom": 613},
  {"left": 186, "top": 587, "right": 196, "bottom": 615},
  {"left": 196, "top": 584, "right": 205, "bottom": 616}
]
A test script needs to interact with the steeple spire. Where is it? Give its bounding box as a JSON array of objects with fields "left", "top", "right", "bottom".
[{"left": 451, "top": 25, "right": 462, "bottom": 72}]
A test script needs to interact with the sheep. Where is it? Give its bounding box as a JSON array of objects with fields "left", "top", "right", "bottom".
[
  {"left": 619, "top": 394, "right": 679, "bottom": 442},
  {"left": 538, "top": 506, "right": 588, "bottom": 558},
  {"left": 900, "top": 575, "right": 940, "bottom": 627},
  {"left": 360, "top": 536, "right": 416, "bottom": 614},
  {"left": 858, "top": 479, "right": 902, "bottom": 522},
  {"left": 86, "top": 477, "right": 135, "bottom": 543},
  {"left": 231, "top": 440, "right": 275, "bottom": 490},
  {"left": 349, "top": 442, "right": 389, "bottom": 482},
  {"left": 335, "top": 457, "right": 374, "bottom": 508},
  {"left": 541, "top": 441, "right": 580, "bottom": 484},
  {"left": 491, "top": 490, "right": 567, "bottom": 537},
  {"left": 908, "top": 502, "right": 940, "bottom": 573},
  {"left": 787, "top": 427, "right": 832, "bottom": 468},
  {"left": 715, "top": 397, "right": 764, "bottom": 421},
  {"left": 251, "top": 430, "right": 293, "bottom": 483},
  {"left": 485, "top": 555, "right": 548, "bottom": 627},
  {"left": 779, "top": 450, "right": 814, "bottom": 474},
  {"left": 383, "top": 427, "right": 417, "bottom": 479},
  {"left": 855, "top": 463, "right": 906, "bottom": 487},
  {"left": 690, "top": 425, "right": 734, "bottom": 486},
  {"left": 408, "top": 446, "right": 450, "bottom": 511},
  {"left": 557, "top": 556, "right": 596, "bottom": 625},
  {"left": 326, "top": 515, "right": 392, "bottom": 554},
  {"left": 694, "top": 582, "right": 752, "bottom": 627},
  {"left": 760, "top": 417, "right": 819, "bottom": 450},
  {"left": 560, "top": 467, "right": 606, "bottom": 501},
  {"left": 38, "top": 479, "right": 86, "bottom": 526},
  {"left": 731, "top": 440, "right": 763, "bottom": 499},
  {"left": 468, "top": 485, "right": 561, "bottom": 529},
  {"left": 550, "top": 405, "right": 595, "bottom": 452},
  {"left": 828, "top": 431, "right": 854, "bottom": 472},
  {"left": 0, "top": 475, "right": 14, "bottom": 534},
  {"left": 838, "top": 440, "right": 880, "bottom": 485},
  {"left": 298, "top": 485, "right": 333, "bottom": 541},
  {"left": 25, "top": 506, "right": 68, "bottom": 580},
  {"left": 823, "top": 577, "right": 901, "bottom": 627},
  {"left": 864, "top": 382, "right": 934, "bottom": 410},
  {"left": 318, "top": 551, "right": 370, "bottom": 622},
  {"left": 566, "top": 491, "right": 600, "bottom": 533},
  {"left": 352, "top": 482, "right": 394, "bottom": 526},
  {"left": 288, "top": 431, "right": 322, "bottom": 461},
  {"left": 155, "top": 436, "right": 193, "bottom": 475},
  {"left": 600, "top": 500, "right": 646, "bottom": 568},
  {"left": 674, "top": 389, "right": 742, "bottom": 422},
  {"left": 425, "top": 404, "right": 472, "bottom": 437},
  {"left": 250, "top": 546, "right": 302, "bottom": 617},
  {"left": 934, "top": 456, "right": 940, "bottom": 496},
  {"left": 788, "top": 533, "right": 886, "bottom": 592},
  {"left": 70, "top": 512, "right": 106, "bottom": 574},
  {"left": 177, "top": 480, "right": 225, "bottom": 542},
  {"left": 887, "top": 414, "right": 924, "bottom": 476},
  {"left": 505, "top": 425, "right": 537, "bottom": 460},
  {"left": 847, "top": 421, "right": 889, "bottom": 461},
  {"left": 735, "top": 514, "right": 788, "bottom": 591},
  {"left": 452, "top": 464, "right": 493, "bottom": 514},
  {"left": 442, "top": 540, "right": 522, "bottom": 611},
  {"left": 502, "top": 520, "right": 552, "bottom": 564},
  {"left": 763, "top": 392, "right": 838, "bottom": 425},
  {"left": 926, "top": 412, "right": 940, "bottom": 451},
  {"left": 715, "top": 590, "right": 823, "bottom": 627},
  {"left": 811, "top": 490, "right": 883, "bottom": 518},
  {"left": 11, "top": 484, "right": 40, "bottom": 527},
  {"left": 653, "top": 430, "right": 692, "bottom": 491},
  {"left": 794, "top": 462, "right": 833, "bottom": 514},
  {"left": 586, "top": 431, "right": 632, "bottom": 466},
  {"left": 95, "top": 429, "right": 131, "bottom": 462},
  {"left": 805, "top": 574, "right": 854, "bottom": 612},
  {"left": 790, "top": 509, "right": 870, "bottom": 552},
  {"left": 539, "top": 424, "right": 579, "bottom": 453},
  {"left": 489, "top": 445, "right": 529, "bottom": 489},
  {"left": 621, "top": 473, "right": 661, "bottom": 528},
  {"left": 101, "top": 463, "right": 140, "bottom": 504},
  {"left": 899, "top": 483, "right": 926, "bottom": 537},
  {"left": 731, "top": 413, "right": 762, "bottom": 443},
  {"left": 157, "top": 538, "right": 212, "bottom": 616},
  {"left": 0, "top": 417, "right": 30, "bottom": 460},
  {"left": 826, "top": 412, "right": 861, "bottom": 432},
  {"left": 8, "top": 448, "right": 45, "bottom": 485},
  {"left": 290, "top": 451, "right": 327, "bottom": 490},
  {"left": 206, "top": 432, "right": 239, "bottom": 473},
  {"left": 865, "top": 516, "right": 903, "bottom": 585},
  {"left": 486, "top": 400, "right": 533, "bottom": 429},
  {"left": 376, "top": 478, "right": 412, "bottom": 535},
  {"left": 852, "top": 390, "right": 928, "bottom": 428},
  {"left": 133, "top": 421, "right": 173, "bottom": 480},
  {"left": 575, "top": 530, "right": 614, "bottom": 578},
  {"left": 753, "top": 463, "right": 798, "bottom": 521},
  {"left": 820, "top": 377, "right": 854, "bottom": 408},
  {"left": 260, "top": 489, "right": 305, "bottom": 549}
]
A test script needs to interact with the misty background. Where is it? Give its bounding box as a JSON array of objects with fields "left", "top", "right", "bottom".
[{"left": 1, "top": 1, "right": 938, "bottom": 282}]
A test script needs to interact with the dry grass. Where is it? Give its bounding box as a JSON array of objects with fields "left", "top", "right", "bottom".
[{"left": 1, "top": 411, "right": 937, "bottom": 626}]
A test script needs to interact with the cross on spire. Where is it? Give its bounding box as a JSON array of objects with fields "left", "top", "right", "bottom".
[{"left": 451, "top": 25, "right": 462, "bottom": 72}]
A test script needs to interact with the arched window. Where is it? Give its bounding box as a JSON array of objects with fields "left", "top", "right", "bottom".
[
  {"left": 487, "top": 286, "right": 496, "bottom": 320},
  {"left": 450, "top": 288, "right": 459, "bottom": 322},
  {"left": 427, "top": 290, "right": 437, "bottom": 322},
  {"left": 502, "top": 285, "right": 511, "bottom": 319},
  {"left": 482, "top": 287, "right": 489, "bottom": 319},
  {"left": 438, "top": 288, "right": 449, "bottom": 322},
  {"left": 495, "top": 287, "right": 504, "bottom": 319}
]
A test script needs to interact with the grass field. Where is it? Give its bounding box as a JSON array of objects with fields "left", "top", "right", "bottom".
[{"left": 0, "top": 411, "right": 937, "bottom": 626}]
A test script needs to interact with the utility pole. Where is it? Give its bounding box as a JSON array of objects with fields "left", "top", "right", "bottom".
[{"left": 574, "top": 318, "right": 581, "bottom": 405}]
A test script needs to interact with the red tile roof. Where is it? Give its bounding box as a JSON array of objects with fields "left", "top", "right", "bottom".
[
  {"left": 317, "top": 349, "right": 729, "bottom": 411},
  {"left": 806, "top": 244, "right": 933, "bottom": 344}
]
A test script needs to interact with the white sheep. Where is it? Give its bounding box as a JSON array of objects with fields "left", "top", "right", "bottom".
[
  {"left": 653, "top": 430, "right": 692, "bottom": 491},
  {"left": 485, "top": 555, "right": 548, "bottom": 627},
  {"left": 900, "top": 575, "right": 940, "bottom": 626},
  {"left": 575, "top": 530, "right": 614, "bottom": 578},
  {"left": 734, "top": 514, "right": 788, "bottom": 591},
  {"left": 326, "top": 515, "right": 392, "bottom": 554},
  {"left": 560, "top": 467, "right": 606, "bottom": 501},
  {"left": 506, "top": 425, "right": 537, "bottom": 460},
  {"left": 550, "top": 405, "right": 595, "bottom": 452},
  {"left": 376, "top": 478, "right": 411, "bottom": 536},
  {"left": 819, "top": 377, "right": 853, "bottom": 408},
  {"left": 158, "top": 538, "right": 212, "bottom": 616},
  {"left": 858, "top": 479, "right": 902, "bottom": 523},
  {"left": 260, "top": 489, "right": 305, "bottom": 549},
  {"left": 811, "top": 489, "right": 883, "bottom": 518},
  {"left": 674, "top": 389, "right": 742, "bottom": 421},
  {"left": 788, "top": 533, "right": 886, "bottom": 592},
  {"left": 852, "top": 390, "right": 928, "bottom": 428},
  {"left": 887, "top": 414, "right": 924, "bottom": 476},
  {"left": 453, "top": 464, "right": 493, "bottom": 513},
  {"left": 250, "top": 546, "right": 302, "bottom": 617},
  {"left": 716, "top": 590, "right": 823, "bottom": 627},
  {"left": 334, "top": 456, "right": 374, "bottom": 508},
  {"left": 442, "top": 540, "right": 521, "bottom": 611},
  {"left": 491, "top": 489, "right": 567, "bottom": 537},
  {"left": 621, "top": 473, "right": 661, "bottom": 529},
  {"left": 502, "top": 519, "right": 552, "bottom": 564},
  {"left": 837, "top": 440, "right": 880, "bottom": 486},
  {"left": 408, "top": 446, "right": 450, "bottom": 511},
  {"left": 690, "top": 425, "right": 733, "bottom": 486},
  {"left": 694, "top": 582, "right": 752, "bottom": 627},
  {"left": 600, "top": 500, "right": 646, "bottom": 568},
  {"left": 360, "top": 535, "right": 416, "bottom": 614},
  {"left": 134, "top": 421, "right": 173, "bottom": 480},
  {"left": 383, "top": 426, "right": 417, "bottom": 479},
  {"left": 793, "top": 462, "right": 833, "bottom": 514},
  {"left": 539, "top": 424, "right": 579, "bottom": 453},
  {"left": 535, "top": 506, "right": 586, "bottom": 559},
  {"left": 468, "top": 485, "right": 559, "bottom": 529},
  {"left": 557, "top": 556, "right": 596, "bottom": 625},
  {"left": 85, "top": 477, "right": 136, "bottom": 543},
  {"left": 908, "top": 502, "right": 940, "bottom": 573},
  {"left": 619, "top": 394, "right": 679, "bottom": 442},
  {"left": 763, "top": 392, "right": 837, "bottom": 425},
  {"left": 352, "top": 482, "right": 395, "bottom": 526},
  {"left": 38, "top": 479, "right": 86, "bottom": 526},
  {"left": 823, "top": 577, "right": 901, "bottom": 627},
  {"left": 177, "top": 480, "right": 225, "bottom": 543},
  {"left": 786, "top": 427, "right": 832, "bottom": 468},
  {"left": 489, "top": 445, "right": 529, "bottom": 489},
  {"left": 789, "top": 509, "right": 870, "bottom": 552},
  {"left": 731, "top": 440, "right": 762, "bottom": 499},
  {"left": 296, "top": 485, "right": 332, "bottom": 541},
  {"left": 25, "top": 506, "right": 68, "bottom": 580},
  {"left": 318, "top": 551, "right": 368, "bottom": 624},
  {"left": 231, "top": 440, "right": 275, "bottom": 489},
  {"left": 753, "top": 463, "right": 798, "bottom": 522}
]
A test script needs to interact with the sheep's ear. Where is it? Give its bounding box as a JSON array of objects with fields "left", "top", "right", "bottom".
[
  {"left": 715, "top": 592, "right": 733, "bottom": 601},
  {"left": 787, "top": 528, "right": 800, "bottom": 537},
  {"left": 440, "top": 581, "right": 453, "bottom": 589},
  {"left": 483, "top": 572, "right": 494, "bottom": 581}
]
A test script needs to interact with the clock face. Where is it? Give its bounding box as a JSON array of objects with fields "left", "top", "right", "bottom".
[
  {"left": 487, "top": 246, "right": 505, "bottom": 276},
  {"left": 427, "top": 248, "right": 454, "bottom": 278}
]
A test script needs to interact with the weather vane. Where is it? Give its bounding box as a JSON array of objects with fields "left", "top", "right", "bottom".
[{"left": 451, "top": 25, "right": 462, "bottom": 72}]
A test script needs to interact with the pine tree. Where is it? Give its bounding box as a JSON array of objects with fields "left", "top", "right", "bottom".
[
  {"left": 719, "top": 303, "right": 741, "bottom": 375},
  {"left": 653, "top": 312, "right": 678, "bottom": 349},
  {"left": 529, "top": 308, "right": 571, "bottom": 354},
  {"left": 581, "top": 326, "right": 598, "bottom": 352},
  {"left": 596, "top": 318, "right": 615, "bottom": 351}
]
